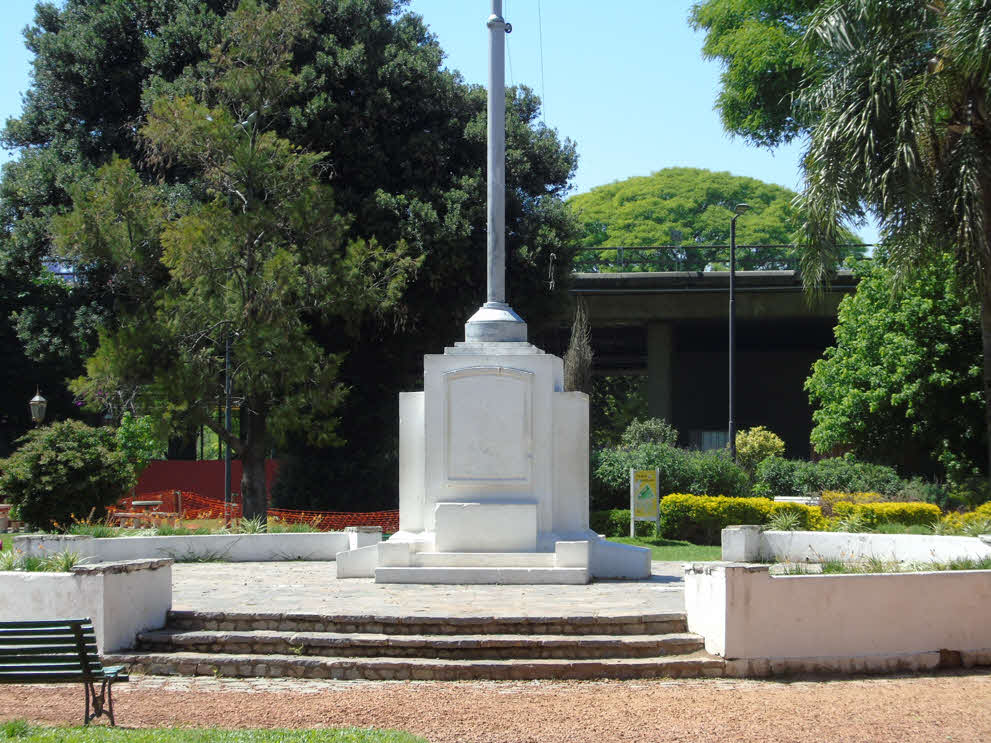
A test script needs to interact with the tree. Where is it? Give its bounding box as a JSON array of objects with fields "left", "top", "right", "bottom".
[
  {"left": 567, "top": 167, "right": 863, "bottom": 272},
  {"left": 693, "top": 0, "right": 991, "bottom": 479},
  {"left": 1, "top": 0, "right": 579, "bottom": 507},
  {"left": 806, "top": 253, "right": 984, "bottom": 482},
  {"left": 54, "top": 0, "right": 418, "bottom": 519},
  {"left": 794, "top": 1, "right": 991, "bottom": 479},
  {"left": 563, "top": 298, "right": 593, "bottom": 394},
  {"left": 689, "top": 0, "right": 822, "bottom": 148},
  {"left": 0, "top": 420, "right": 134, "bottom": 531}
]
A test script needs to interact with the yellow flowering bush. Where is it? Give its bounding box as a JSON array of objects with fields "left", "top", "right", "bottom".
[
  {"left": 820, "top": 490, "right": 884, "bottom": 516},
  {"left": 832, "top": 501, "right": 941, "bottom": 528},
  {"left": 657, "top": 493, "right": 827, "bottom": 544}
]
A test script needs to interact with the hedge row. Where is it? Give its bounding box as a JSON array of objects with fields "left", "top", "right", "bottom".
[
  {"left": 832, "top": 501, "right": 941, "bottom": 527},
  {"left": 593, "top": 495, "right": 953, "bottom": 544},
  {"left": 657, "top": 494, "right": 828, "bottom": 545}
]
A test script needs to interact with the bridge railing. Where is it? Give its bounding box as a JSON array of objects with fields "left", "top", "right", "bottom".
[{"left": 572, "top": 245, "right": 872, "bottom": 273}]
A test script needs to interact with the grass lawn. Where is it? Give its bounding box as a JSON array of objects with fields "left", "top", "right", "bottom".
[
  {"left": 608, "top": 536, "right": 720, "bottom": 561},
  {"left": 0, "top": 721, "right": 428, "bottom": 742}
]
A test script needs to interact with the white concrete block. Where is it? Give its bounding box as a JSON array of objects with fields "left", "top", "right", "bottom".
[
  {"left": 346, "top": 526, "right": 383, "bottom": 550},
  {"left": 0, "top": 560, "right": 171, "bottom": 653},
  {"left": 433, "top": 502, "right": 537, "bottom": 552},
  {"left": 399, "top": 392, "right": 426, "bottom": 532},
  {"left": 15, "top": 532, "right": 351, "bottom": 562},
  {"left": 336, "top": 543, "right": 379, "bottom": 578},
  {"left": 755, "top": 530, "right": 991, "bottom": 564},
  {"left": 721, "top": 525, "right": 762, "bottom": 562},
  {"left": 376, "top": 541, "right": 414, "bottom": 567},
  {"left": 554, "top": 540, "right": 590, "bottom": 569},
  {"left": 552, "top": 393, "right": 589, "bottom": 534},
  {"left": 685, "top": 562, "right": 991, "bottom": 661},
  {"left": 589, "top": 536, "right": 651, "bottom": 579}
]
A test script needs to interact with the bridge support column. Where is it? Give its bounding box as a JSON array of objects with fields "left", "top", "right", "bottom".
[{"left": 647, "top": 322, "right": 674, "bottom": 424}]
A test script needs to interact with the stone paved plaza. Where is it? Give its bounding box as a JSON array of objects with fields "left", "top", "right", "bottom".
[{"left": 172, "top": 561, "right": 687, "bottom": 617}]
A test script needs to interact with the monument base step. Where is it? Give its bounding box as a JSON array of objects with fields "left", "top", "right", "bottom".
[
  {"left": 375, "top": 566, "right": 589, "bottom": 585},
  {"left": 134, "top": 628, "right": 705, "bottom": 660},
  {"left": 411, "top": 551, "right": 556, "bottom": 568},
  {"left": 104, "top": 650, "right": 725, "bottom": 681}
]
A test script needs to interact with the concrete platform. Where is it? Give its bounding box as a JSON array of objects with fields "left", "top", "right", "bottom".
[{"left": 172, "top": 561, "right": 686, "bottom": 618}]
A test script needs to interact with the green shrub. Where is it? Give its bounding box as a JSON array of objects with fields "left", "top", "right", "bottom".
[
  {"left": 0, "top": 421, "right": 135, "bottom": 531},
  {"left": 682, "top": 449, "right": 750, "bottom": 499},
  {"left": 752, "top": 456, "right": 803, "bottom": 498},
  {"left": 589, "top": 509, "right": 654, "bottom": 538},
  {"left": 799, "top": 456, "right": 903, "bottom": 498},
  {"left": 592, "top": 444, "right": 749, "bottom": 510},
  {"left": 752, "top": 455, "right": 904, "bottom": 500},
  {"left": 657, "top": 493, "right": 827, "bottom": 544},
  {"left": 735, "top": 426, "right": 785, "bottom": 476},
  {"left": 620, "top": 418, "right": 679, "bottom": 448}
]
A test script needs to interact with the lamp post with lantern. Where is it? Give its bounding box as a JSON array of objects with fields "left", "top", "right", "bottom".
[{"left": 28, "top": 389, "right": 47, "bottom": 426}]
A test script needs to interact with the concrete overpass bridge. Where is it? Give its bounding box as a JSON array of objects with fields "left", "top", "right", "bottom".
[{"left": 548, "top": 269, "right": 857, "bottom": 458}]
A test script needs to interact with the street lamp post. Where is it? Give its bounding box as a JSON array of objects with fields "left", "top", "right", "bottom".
[
  {"left": 729, "top": 203, "right": 750, "bottom": 461},
  {"left": 224, "top": 329, "right": 232, "bottom": 524},
  {"left": 28, "top": 389, "right": 47, "bottom": 426}
]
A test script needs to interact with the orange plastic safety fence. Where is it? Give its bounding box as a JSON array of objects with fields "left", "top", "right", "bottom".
[{"left": 112, "top": 490, "right": 398, "bottom": 532}]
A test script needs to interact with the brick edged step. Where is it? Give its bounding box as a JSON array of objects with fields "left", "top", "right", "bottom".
[
  {"left": 167, "top": 610, "right": 688, "bottom": 636},
  {"left": 136, "top": 629, "right": 705, "bottom": 660},
  {"left": 103, "top": 650, "right": 726, "bottom": 681}
]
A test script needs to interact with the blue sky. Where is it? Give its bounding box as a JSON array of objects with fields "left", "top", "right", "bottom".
[{"left": 0, "top": 0, "right": 880, "bottom": 243}]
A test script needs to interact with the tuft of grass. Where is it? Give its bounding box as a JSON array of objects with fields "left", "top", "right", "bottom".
[
  {"left": 0, "top": 549, "right": 85, "bottom": 572},
  {"left": 40, "top": 550, "right": 86, "bottom": 572},
  {"left": 0, "top": 721, "right": 429, "bottom": 742},
  {"left": 819, "top": 559, "right": 848, "bottom": 574},
  {"left": 226, "top": 515, "right": 267, "bottom": 534},
  {"left": 765, "top": 511, "right": 803, "bottom": 531},
  {"left": 832, "top": 512, "right": 869, "bottom": 533},
  {"left": 608, "top": 536, "right": 721, "bottom": 561}
]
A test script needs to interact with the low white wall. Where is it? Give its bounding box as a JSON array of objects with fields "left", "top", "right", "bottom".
[
  {"left": 685, "top": 562, "right": 991, "bottom": 674},
  {"left": 15, "top": 531, "right": 358, "bottom": 562},
  {"left": 0, "top": 559, "right": 172, "bottom": 653},
  {"left": 722, "top": 525, "right": 991, "bottom": 564}
]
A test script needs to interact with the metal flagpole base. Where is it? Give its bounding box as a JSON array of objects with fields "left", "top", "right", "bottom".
[{"left": 465, "top": 301, "right": 527, "bottom": 343}]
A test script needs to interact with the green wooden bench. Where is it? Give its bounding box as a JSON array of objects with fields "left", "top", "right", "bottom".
[{"left": 0, "top": 619, "right": 129, "bottom": 726}]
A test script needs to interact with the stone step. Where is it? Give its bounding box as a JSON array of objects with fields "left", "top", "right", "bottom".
[
  {"left": 166, "top": 610, "right": 688, "bottom": 636},
  {"left": 136, "top": 629, "right": 705, "bottom": 660},
  {"left": 411, "top": 552, "right": 556, "bottom": 568},
  {"left": 375, "top": 566, "right": 588, "bottom": 584},
  {"left": 103, "top": 650, "right": 726, "bottom": 681}
]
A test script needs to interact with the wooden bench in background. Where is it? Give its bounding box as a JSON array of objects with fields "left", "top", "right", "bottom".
[{"left": 0, "top": 619, "right": 129, "bottom": 725}]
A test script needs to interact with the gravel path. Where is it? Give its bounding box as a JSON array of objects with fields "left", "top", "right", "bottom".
[{"left": 4, "top": 671, "right": 990, "bottom": 742}]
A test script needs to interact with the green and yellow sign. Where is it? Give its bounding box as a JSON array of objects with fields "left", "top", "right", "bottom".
[{"left": 631, "top": 469, "right": 659, "bottom": 521}]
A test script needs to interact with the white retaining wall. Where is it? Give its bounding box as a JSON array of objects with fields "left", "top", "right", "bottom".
[
  {"left": 722, "top": 525, "right": 991, "bottom": 564},
  {"left": 13, "top": 530, "right": 378, "bottom": 562},
  {"left": 0, "top": 559, "right": 172, "bottom": 652},
  {"left": 685, "top": 562, "right": 991, "bottom": 675}
]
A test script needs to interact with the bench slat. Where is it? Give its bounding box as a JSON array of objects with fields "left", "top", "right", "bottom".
[
  {"left": 0, "top": 672, "right": 109, "bottom": 683},
  {"left": 0, "top": 630, "right": 94, "bottom": 641},
  {"left": 0, "top": 662, "right": 94, "bottom": 672},
  {"left": 0, "top": 619, "right": 91, "bottom": 629},
  {"left": 0, "top": 656, "right": 103, "bottom": 667},
  {"left": 0, "top": 644, "right": 98, "bottom": 655}
]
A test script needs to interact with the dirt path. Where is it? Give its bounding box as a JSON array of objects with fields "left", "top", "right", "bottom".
[{"left": 4, "top": 671, "right": 991, "bottom": 742}]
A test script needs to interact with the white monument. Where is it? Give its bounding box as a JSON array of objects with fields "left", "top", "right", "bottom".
[{"left": 337, "top": 1, "right": 649, "bottom": 584}]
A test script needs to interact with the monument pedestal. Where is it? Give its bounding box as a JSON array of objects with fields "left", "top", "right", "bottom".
[{"left": 337, "top": 341, "right": 650, "bottom": 584}]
